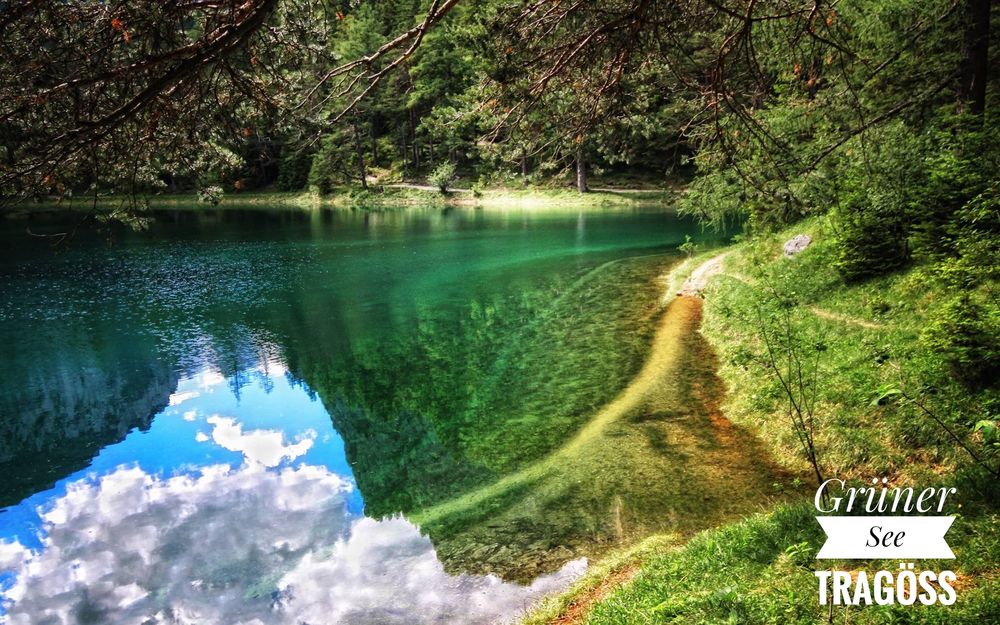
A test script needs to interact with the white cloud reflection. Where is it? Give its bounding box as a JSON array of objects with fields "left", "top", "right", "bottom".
[
  {"left": 0, "top": 464, "right": 584, "bottom": 625},
  {"left": 205, "top": 416, "right": 315, "bottom": 468}
]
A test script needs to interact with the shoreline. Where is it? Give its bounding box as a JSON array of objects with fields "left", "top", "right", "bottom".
[{"left": 1, "top": 186, "right": 681, "bottom": 216}]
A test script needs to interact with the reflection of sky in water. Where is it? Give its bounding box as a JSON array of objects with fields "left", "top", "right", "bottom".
[{"left": 0, "top": 363, "right": 584, "bottom": 625}]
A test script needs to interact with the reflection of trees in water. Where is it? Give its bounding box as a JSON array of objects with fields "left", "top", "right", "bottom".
[
  {"left": 278, "top": 293, "right": 497, "bottom": 515},
  {"left": 327, "top": 401, "right": 493, "bottom": 516},
  {"left": 0, "top": 327, "right": 178, "bottom": 508},
  {"left": 277, "top": 256, "right": 749, "bottom": 581},
  {"left": 282, "top": 254, "right": 666, "bottom": 503}
]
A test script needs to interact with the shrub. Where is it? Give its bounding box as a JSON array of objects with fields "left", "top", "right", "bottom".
[
  {"left": 921, "top": 186, "right": 1000, "bottom": 387},
  {"left": 678, "top": 234, "right": 700, "bottom": 257},
  {"left": 428, "top": 161, "right": 457, "bottom": 194},
  {"left": 922, "top": 293, "right": 1000, "bottom": 387},
  {"left": 197, "top": 185, "right": 223, "bottom": 205},
  {"left": 909, "top": 113, "right": 1000, "bottom": 256},
  {"left": 832, "top": 189, "right": 911, "bottom": 282}
]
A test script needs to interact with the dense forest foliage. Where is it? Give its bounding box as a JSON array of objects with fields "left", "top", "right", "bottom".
[{"left": 1, "top": 0, "right": 997, "bottom": 389}]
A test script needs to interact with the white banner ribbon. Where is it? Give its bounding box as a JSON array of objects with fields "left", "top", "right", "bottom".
[{"left": 815, "top": 516, "right": 955, "bottom": 559}]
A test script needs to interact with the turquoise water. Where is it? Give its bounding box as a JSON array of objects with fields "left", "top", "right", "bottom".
[{"left": 0, "top": 205, "right": 722, "bottom": 624}]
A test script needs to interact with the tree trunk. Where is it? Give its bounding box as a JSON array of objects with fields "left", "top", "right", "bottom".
[
  {"left": 575, "top": 147, "right": 588, "bottom": 193},
  {"left": 959, "top": 0, "right": 991, "bottom": 115},
  {"left": 400, "top": 128, "right": 408, "bottom": 173},
  {"left": 520, "top": 153, "right": 528, "bottom": 177},
  {"left": 409, "top": 109, "right": 420, "bottom": 170},
  {"left": 352, "top": 120, "right": 368, "bottom": 190}
]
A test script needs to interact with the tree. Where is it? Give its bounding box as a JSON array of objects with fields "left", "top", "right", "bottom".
[
  {"left": 959, "top": 0, "right": 993, "bottom": 115},
  {"left": 0, "top": 1, "right": 299, "bottom": 199}
]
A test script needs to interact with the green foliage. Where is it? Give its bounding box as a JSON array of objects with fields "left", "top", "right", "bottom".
[
  {"left": 824, "top": 122, "right": 921, "bottom": 280},
  {"left": 274, "top": 148, "right": 312, "bottom": 192},
  {"left": 197, "top": 185, "right": 223, "bottom": 206},
  {"left": 831, "top": 188, "right": 911, "bottom": 281},
  {"left": 910, "top": 114, "right": 1000, "bottom": 256},
  {"left": 916, "top": 185, "right": 1000, "bottom": 387},
  {"left": 307, "top": 127, "right": 365, "bottom": 193},
  {"left": 922, "top": 294, "right": 1000, "bottom": 387},
  {"left": 428, "top": 161, "right": 457, "bottom": 193},
  {"left": 677, "top": 235, "right": 700, "bottom": 257}
]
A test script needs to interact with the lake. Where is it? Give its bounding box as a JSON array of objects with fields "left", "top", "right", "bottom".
[{"left": 0, "top": 204, "right": 772, "bottom": 624}]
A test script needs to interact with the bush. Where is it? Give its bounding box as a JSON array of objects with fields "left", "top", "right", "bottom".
[
  {"left": 922, "top": 293, "right": 1000, "bottom": 387},
  {"left": 428, "top": 161, "right": 456, "bottom": 194},
  {"left": 275, "top": 148, "right": 312, "bottom": 191},
  {"left": 832, "top": 189, "right": 911, "bottom": 281},
  {"left": 920, "top": 186, "right": 1000, "bottom": 387},
  {"left": 197, "top": 185, "right": 223, "bottom": 205},
  {"left": 909, "top": 113, "right": 1000, "bottom": 256}
]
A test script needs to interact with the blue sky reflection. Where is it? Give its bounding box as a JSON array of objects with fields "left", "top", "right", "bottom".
[{"left": 0, "top": 362, "right": 584, "bottom": 625}]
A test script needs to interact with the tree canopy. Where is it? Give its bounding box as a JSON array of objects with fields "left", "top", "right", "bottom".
[{"left": 1, "top": 0, "right": 995, "bottom": 218}]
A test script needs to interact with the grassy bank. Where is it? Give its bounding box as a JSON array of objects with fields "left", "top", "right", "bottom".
[
  {"left": 699, "top": 217, "right": 995, "bottom": 482},
  {"left": 528, "top": 503, "right": 998, "bottom": 625},
  {"left": 522, "top": 218, "right": 999, "bottom": 624}
]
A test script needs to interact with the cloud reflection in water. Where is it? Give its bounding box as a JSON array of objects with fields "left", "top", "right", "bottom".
[{"left": 0, "top": 368, "right": 585, "bottom": 625}]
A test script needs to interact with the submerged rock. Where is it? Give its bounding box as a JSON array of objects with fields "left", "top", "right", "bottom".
[{"left": 783, "top": 234, "right": 812, "bottom": 257}]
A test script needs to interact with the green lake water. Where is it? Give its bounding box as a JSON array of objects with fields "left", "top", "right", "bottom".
[{"left": 0, "top": 204, "right": 740, "bottom": 624}]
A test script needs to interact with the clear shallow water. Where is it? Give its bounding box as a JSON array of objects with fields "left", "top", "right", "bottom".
[{"left": 0, "top": 205, "right": 724, "bottom": 624}]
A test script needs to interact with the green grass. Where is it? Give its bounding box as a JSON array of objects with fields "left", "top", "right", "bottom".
[
  {"left": 570, "top": 503, "right": 998, "bottom": 625},
  {"left": 521, "top": 534, "right": 682, "bottom": 625}
]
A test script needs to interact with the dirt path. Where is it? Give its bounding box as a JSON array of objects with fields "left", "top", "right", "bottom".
[
  {"left": 679, "top": 252, "right": 730, "bottom": 296},
  {"left": 682, "top": 252, "right": 884, "bottom": 330},
  {"left": 808, "top": 306, "right": 884, "bottom": 329},
  {"left": 587, "top": 187, "right": 670, "bottom": 194},
  {"left": 384, "top": 183, "right": 471, "bottom": 193},
  {"left": 548, "top": 564, "right": 641, "bottom": 625}
]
